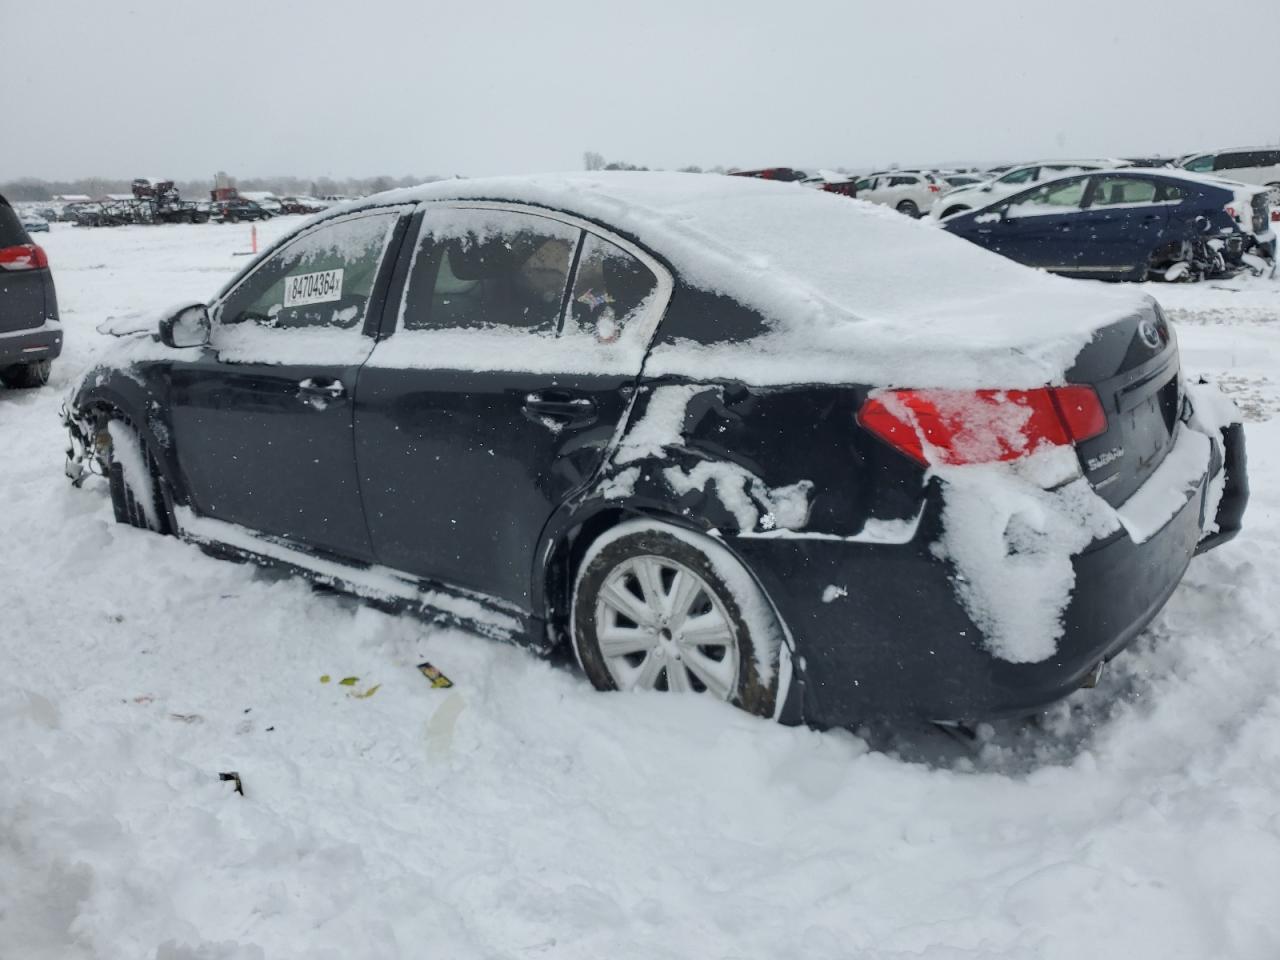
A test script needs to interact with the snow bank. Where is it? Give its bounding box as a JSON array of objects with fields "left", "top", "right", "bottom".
[{"left": 374, "top": 173, "right": 1150, "bottom": 388}]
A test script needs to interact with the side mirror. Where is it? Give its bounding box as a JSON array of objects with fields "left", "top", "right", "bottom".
[
  {"left": 981, "top": 183, "right": 994, "bottom": 192},
  {"left": 159, "top": 303, "right": 210, "bottom": 348}
]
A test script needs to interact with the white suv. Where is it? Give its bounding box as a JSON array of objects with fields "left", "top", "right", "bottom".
[
  {"left": 929, "top": 160, "right": 1120, "bottom": 219},
  {"left": 1180, "top": 147, "right": 1280, "bottom": 204},
  {"left": 852, "top": 171, "right": 942, "bottom": 218}
]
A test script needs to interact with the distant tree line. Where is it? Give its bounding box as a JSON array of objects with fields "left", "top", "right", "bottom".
[
  {"left": 583, "top": 151, "right": 731, "bottom": 174},
  {"left": 0, "top": 173, "right": 445, "bottom": 202}
]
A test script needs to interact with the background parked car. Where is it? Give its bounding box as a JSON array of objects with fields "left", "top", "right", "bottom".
[
  {"left": 0, "top": 193, "right": 62, "bottom": 388},
  {"left": 852, "top": 171, "right": 942, "bottom": 217},
  {"left": 1179, "top": 146, "right": 1280, "bottom": 206},
  {"left": 19, "top": 211, "right": 50, "bottom": 233},
  {"left": 931, "top": 159, "right": 1121, "bottom": 219},
  {"left": 278, "top": 196, "right": 328, "bottom": 215},
  {"left": 212, "top": 198, "right": 272, "bottom": 223},
  {"left": 942, "top": 169, "right": 1275, "bottom": 281}
]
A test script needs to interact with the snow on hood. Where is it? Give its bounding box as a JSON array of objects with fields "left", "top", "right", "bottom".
[{"left": 357, "top": 172, "right": 1152, "bottom": 388}]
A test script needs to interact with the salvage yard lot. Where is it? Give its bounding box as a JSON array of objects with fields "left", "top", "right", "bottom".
[{"left": 4, "top": 221, "right": 1280, "bottom": 958}]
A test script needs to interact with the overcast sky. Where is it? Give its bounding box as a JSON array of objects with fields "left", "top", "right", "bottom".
[{"left": 7, "top": 0, "right": 1278, "bottom": 182}]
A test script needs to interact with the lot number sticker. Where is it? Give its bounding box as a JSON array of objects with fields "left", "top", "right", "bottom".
[{"left": 284, "top": 268, "right": 344, "bottom": 307}]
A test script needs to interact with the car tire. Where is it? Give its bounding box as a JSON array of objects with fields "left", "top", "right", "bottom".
[
  {"left": 0, "top": 359, "right": 52, "bottom": 389},
  {"left": 571, "top": 519, "right": 780, "bottom": 717},
  {"left": 897, "top": 200, "right": 920, "bottom": 218},
  {"left": 106, "top": 420, "right": 173, "bottom": 535}
]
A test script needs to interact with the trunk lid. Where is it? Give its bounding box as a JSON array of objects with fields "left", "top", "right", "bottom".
[{"left": 1064, "top": 302, "right": 1182, "bottom": 507}]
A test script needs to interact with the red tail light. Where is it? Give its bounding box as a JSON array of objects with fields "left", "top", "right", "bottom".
[
  {"left": 928, "top": 184, "right": 941, "bottom": 193},
  {"left": 857, "top": 386, "right": 1107, "bottom": 466},
  {"left": 0, "top": 243, "right": 48, "bottom": 271},
  {"left": 1225, "top": 204, "right": 1238, "bottom": 220}
]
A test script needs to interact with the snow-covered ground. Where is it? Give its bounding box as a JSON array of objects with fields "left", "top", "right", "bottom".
[{"left": 4, "top": 221, "right": 1279, "bottom": 959}]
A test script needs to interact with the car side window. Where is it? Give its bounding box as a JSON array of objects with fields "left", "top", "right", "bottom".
[
  {"left": 1089, "top": 177, "right": 1158, "bottom": 206},
  {"left": 1156, "top": 183, "right": 1185, "bottom": 203},
  {"left": 217, "top": 212, "right": 399, "bottom": 330},
  {"left": 854, "top": 178, "right": 875, "bottom": 192},
  {"left": 565, "top": 233, "right": 659, "bottom": 344},
  {"left": 399, "top": 208, "right": 579, "bottom": 332},
  {"left": 889, "top": 176, "right": 917, "bottom": 187},
  {"left": 1184, "top": 154, "right": 1215, "bottom": 172}
]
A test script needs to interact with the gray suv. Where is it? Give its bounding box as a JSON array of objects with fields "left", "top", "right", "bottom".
[{"left": 0, "top": 193, "right": 62, "bottom": 388}]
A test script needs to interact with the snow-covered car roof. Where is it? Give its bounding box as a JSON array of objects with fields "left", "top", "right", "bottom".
[{"left": 340, "top": 172, "right": 1151, "bottom": 389}]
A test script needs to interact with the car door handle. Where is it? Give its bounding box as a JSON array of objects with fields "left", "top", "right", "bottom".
[
  {"left": 297, "top": 378, "right": 345, "bottom": 402},
  {"left": 522, "top": 392, "right": 597, "bottom": 425}
]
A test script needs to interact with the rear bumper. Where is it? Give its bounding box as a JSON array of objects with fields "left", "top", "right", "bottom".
[
  {"left": 0, "top": 320, "right": 63, "bottom": 367},
  {"left": 734, "top": 424, "right": 1245, "bottom": 726}
]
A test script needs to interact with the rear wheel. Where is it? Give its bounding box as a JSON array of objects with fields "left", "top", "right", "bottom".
[
  {"left": 105, "top": 420, "right": 173, "bottom": 534},
  {"left": 0, "top": 359, "right": 51, "bottom": 389},
  {"left": 897, "top": 200, "right": 920, "bottom": 218},
  {"left": 571, "top": 520, "right": 779, "bottom": 717}
]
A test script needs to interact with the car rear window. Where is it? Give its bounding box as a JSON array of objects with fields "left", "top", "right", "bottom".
[
  {"left": 1215, "top": 150, "right": 1280, "bottom": 170},
  {"left": 0, "top": 202, "right": 30, "bottom": 247}
]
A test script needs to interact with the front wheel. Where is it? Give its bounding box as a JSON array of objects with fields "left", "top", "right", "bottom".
[
  {"left": 105, "top": 420, "right": 173, "bottom": 534},
  {"left": 571, "top": 520, "right": 780, "bottom": 716},
  {"left": 1, "top": 359, "right": 51, "bottom": 388}
]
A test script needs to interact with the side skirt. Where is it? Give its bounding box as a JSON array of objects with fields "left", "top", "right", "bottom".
[{"left": 173, "top": 507, "right": 536, "bottom": 647}]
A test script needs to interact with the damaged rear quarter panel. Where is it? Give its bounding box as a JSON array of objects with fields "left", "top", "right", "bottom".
[{"left": 589, "top": 378, "right": 929, "bottom": 539}]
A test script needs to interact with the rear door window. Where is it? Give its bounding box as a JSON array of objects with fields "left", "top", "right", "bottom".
[
  {"left": 379, "top": 206, "right": 672, "bottom": 377},
  {"left": 400, "top": 208, "right": 578, "bottom": 333},
  {"left": 888, "top": 176, "right": 918, "bottom": 187},
  {"left": 565, "top": 233, "right": 659, "bottom": 345}
]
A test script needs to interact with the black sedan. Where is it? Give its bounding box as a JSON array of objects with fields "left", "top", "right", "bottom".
[
  {"left": 943, "top": 169, "right": 1276, "bottom": 281},
  {"left": 63, "top": 174, "right": 1247, "bottom": 726},
  {"left": 1, "top": 192, "right": 62, "bottom": 388}
]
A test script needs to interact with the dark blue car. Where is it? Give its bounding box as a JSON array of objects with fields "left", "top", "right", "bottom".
[{"left": 943, "top": 169, "right": 1275, "bottom": 281}]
